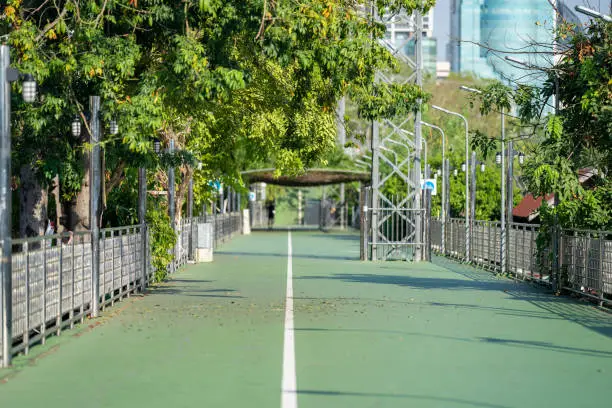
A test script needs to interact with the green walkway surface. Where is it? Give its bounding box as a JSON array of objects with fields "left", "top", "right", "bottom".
[{"left": 1, "top": 231, "right": 611, "bottom": 407}]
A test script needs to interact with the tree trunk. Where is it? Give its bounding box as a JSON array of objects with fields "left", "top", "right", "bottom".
[
  {"left": 51, "top": 175, "right": 65, "bottom": 234},
  {"left": 70, "top": 149, "right": 91, "bottom": 232},
  {"left": 19, "top": 165, "right": 48, "bottom": 238},
  {"left": 174, "top": 167, "right": 192, "bottom": 225}
]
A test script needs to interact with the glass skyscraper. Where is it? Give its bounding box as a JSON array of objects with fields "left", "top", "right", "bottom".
[{"left": 449, "top": 0, "right": 576, "bottom": 86}]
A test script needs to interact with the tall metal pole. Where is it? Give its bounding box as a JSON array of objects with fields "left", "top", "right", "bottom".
[
  {"left": 187, "top": 176, "right": 194, "bottom": 260},
  {"left": 413, "top": 10, "right": 423, "bottom": 262},
  {"left": 89, "top": 96, "right": 101, "bottom": 317},
  {"left": 507, "top": 140, "right": 514, "bottom": 270},
  {"left": 187, "top": 177, "right": 193, "bottom": 219},
  {"left": 138, "top": 166, "right": 147, "bottom": 290},
  {"left": 370, "top": 122, "right": 379, "bottom": 259},
  {"left": 432, "top": 105, "right": 469, "bottom": 260},
  {"left": 552, "top": 76, "right": 560, "bottom": 289},
  {"left": 500, "top": 110, "right": 506, "bottom": 275},
  {"left": 369, "top": 1, "right": 379, "bottom": 261},
  {"left": 0, "top": 45, "right": 13, "bottom": 366},
  {"left": 297, "top": 190, "right": 303, "bottom": 226},
  {"left": 444, "top": 159, "right": 450, "bottom": 254},
  {"left": 470, "top": 151, "right": 476, "bottom": 240},
  {"left": 464, "top": 119, "right": 470, "bottom": 261},
  {"left": 337, "top": 97, "right": 346, "bottom": 230},
  {"left": 168, "top": 139, "right": 175, "bottom": 228},
  {"left": 167, "top": 139, "right": 175, "bottom": 273},
  {"left": 421, "top": 122, "right": 445, "bottom": 254}
]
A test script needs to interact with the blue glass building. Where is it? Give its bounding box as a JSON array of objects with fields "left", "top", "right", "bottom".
[{"left": 449, "top": 0, "right": 572, "bottom": 87}]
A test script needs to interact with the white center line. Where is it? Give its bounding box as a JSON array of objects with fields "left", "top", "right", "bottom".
[{"left": 281, "top": 230, "right": 298, "bottom": 408}]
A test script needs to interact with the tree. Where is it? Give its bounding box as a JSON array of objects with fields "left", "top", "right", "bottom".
[
  {"left": 3, "top": 0, "right": 436, "bottom": 237},
  {"left": 470, "top": 17, "right": 611, "bottom": 231}
]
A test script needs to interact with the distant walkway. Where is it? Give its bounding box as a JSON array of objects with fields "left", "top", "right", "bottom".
[{"left": 1, "top": 231, "right": 611, "bottom": 407}]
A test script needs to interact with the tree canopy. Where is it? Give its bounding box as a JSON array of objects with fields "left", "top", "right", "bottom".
[
  {"left": 469, "top": 17, "right": 611, "bottom": 231},
  {"left": 2, "top": 0, "right": 434, "bottom": 234}
]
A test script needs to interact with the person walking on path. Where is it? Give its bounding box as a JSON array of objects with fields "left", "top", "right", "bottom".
[{"left": 266, "top": 199, "right": 276, "bottom": 229}]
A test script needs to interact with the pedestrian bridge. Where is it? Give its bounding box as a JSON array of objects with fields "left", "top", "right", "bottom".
[{"left": 1, "top": 230, "right": 611, "bottom": 408}]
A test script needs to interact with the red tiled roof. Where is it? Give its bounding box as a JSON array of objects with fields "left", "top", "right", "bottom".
[
  {"left": 512, "top": 168, "right": 597, "bottom": 221},
  {"left": 512, "top": 193, "right": 554, "bottom": 220}
]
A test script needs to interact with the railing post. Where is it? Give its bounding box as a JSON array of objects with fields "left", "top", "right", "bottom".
[
  {"left": 138, "top": 167, "right": 147, "bottom": 290},
  {"left": 598, "top": 233, "right": 604, "bottom": 307}
]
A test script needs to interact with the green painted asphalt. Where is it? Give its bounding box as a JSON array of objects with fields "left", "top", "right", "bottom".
[{"left": 1, "top": 231, "right": 611, "bottom": 408}]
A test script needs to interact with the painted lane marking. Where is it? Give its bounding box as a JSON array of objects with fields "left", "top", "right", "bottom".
[{"left": 281, "top": 230, "right": 298, "bottom": 408}]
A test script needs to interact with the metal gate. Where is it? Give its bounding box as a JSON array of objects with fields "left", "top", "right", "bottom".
[{"left": 364, "top": 7, "right": 425, "bottom": 261}]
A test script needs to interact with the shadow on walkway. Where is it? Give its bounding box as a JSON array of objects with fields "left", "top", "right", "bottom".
[
  {"left": 295, "top": 389, "right": 513, "bottom": 408},
  {"left": 218, "top": 250, "right": 356, "bottom": 261},
  {"left": 296, "top": 273, "right": 520, "bottom": 292},
  {"left": 293, "top": 327, "right": 612, "bottom": 359},
  {"left": 434, "top": 256, "right": 612, "bottom": 339}
]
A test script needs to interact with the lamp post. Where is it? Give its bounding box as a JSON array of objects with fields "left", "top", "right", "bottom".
[
  {"left": 460, "top": 85, "right": 507, "bottom": 274},
  {"left": 432, "top": 105, "right": 470, "bottom": 261},
  {"left": 574, "top": 5, "right": 612, "bottom": 22},
  {"left": 70, "top": 100, "right": 121, "bottom": 309},
  {"left": 1, "top": 44, "right": 37, "bottom": 368},
  {"left": 421, "top": 121, "right": 447, "bottom": 253}
]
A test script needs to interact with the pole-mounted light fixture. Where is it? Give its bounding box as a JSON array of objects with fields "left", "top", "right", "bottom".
[
  {"left": 453, "top": 169, "right": 458, "bottom": 177},
  {"left": 574, "top": 5, "right": 612, "bottom": 22},
  {"left": 71, "top": 115, "right": 82, "bottom": 138},
  {"left": 461, "top": 162, "right": 466, "bottom": 172},
  {"left": 480, "top": 163, "right": 485, "bottom": 173},
  {"left": 518, "top": 152, "right": 525, "bottom": 165},
  {"left": 21, "top": 74, "right": 37, "bottom": 103},
  {"left": 153, "top": 138, "right": 161, "bottom": 155},
  {"left": 109, "top": 120, "right": 119, "bottom": 135},
  {"left": 495, "top": 152, "right": 502, "bottom": 165}
]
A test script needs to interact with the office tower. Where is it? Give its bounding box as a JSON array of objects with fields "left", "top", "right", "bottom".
[
  {"left": 449, "top": 0, "right": 580, "bottom": 85},
  {"left": 383, "top": 8, "right": 438, "bottom": 74}
]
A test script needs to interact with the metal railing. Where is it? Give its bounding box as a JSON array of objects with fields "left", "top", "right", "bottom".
[
  {"left": 1, "top": 212, "right": 244, "bottom": 366},
  {"left": 431, "top": 218, "right": 612, "bottom": 305}
]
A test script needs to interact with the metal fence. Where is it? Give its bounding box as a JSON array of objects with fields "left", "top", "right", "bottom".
[
  {"left": 1, "top": 212, "right": 243, "bottom": 366},
  {"left": 431, "top": 218, "right": 612, "bottom": 305}
]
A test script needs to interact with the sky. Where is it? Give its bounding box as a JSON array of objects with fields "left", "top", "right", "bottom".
[{"left": 432, "top": 0, "right": 611, "bottom": 60}]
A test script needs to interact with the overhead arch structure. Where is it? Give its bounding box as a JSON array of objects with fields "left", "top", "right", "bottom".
[{"left": 241, "top": 168, "right": 370, "bottom": 187}]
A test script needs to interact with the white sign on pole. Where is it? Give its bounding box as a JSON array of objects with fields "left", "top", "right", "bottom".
[{"left": 421, "top": 178, "right": 437, "bottom": 195}]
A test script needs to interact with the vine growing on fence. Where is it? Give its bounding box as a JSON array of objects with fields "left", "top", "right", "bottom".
[{"left": 146, "top": 206, "right": 177, "bottom": 283}]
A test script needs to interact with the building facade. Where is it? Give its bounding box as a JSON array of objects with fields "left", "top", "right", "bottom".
[
  {"left": 383, "top": 8, "right": 438, "bottom": 75},
  {"left": 448, "top": 0, "right": 579, "bottom": 85}
]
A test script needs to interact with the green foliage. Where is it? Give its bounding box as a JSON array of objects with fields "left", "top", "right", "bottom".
[
  {"left": 4, "top": 0, "right": 441, "bottom": 235},
  {"left": 146, "top": 204, "right": 177, "bottom": 283}
]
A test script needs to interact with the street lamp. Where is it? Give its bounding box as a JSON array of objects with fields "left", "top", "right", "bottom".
[
  {"left": 574, "top": 5, "right": 612, "bottom": 22},
  {"left": 109, "top": 120, "right": 119, "bottom": 136},
  {"left": 1, "top": 44, "right": 38, "bottom": 368},
  {"left": 153, "top": 138, "right": 161, "bottom": 155},
  {"left": 495, "top": 152, "right": 502, "bottom": 165},
  {"left": 71, "top": 113, "right": 118, "bottom": 138},
  {"left": 460, "top": 84, "right": 507, "bottom": 274},
  {"left": 461, "top": 162, "right": 466, "bottom": 172},
  {"left": 21, "top": 74, "right": 37, "bottom": 103},
  {"left": 420, "top": 121, "right": 447, "bottom": 252},
  {"left": 432, "top": 104, "right": 470, "bottom": 260},
  {"left": 71, "top": 115, "right": 82, "bottom": 138}
]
